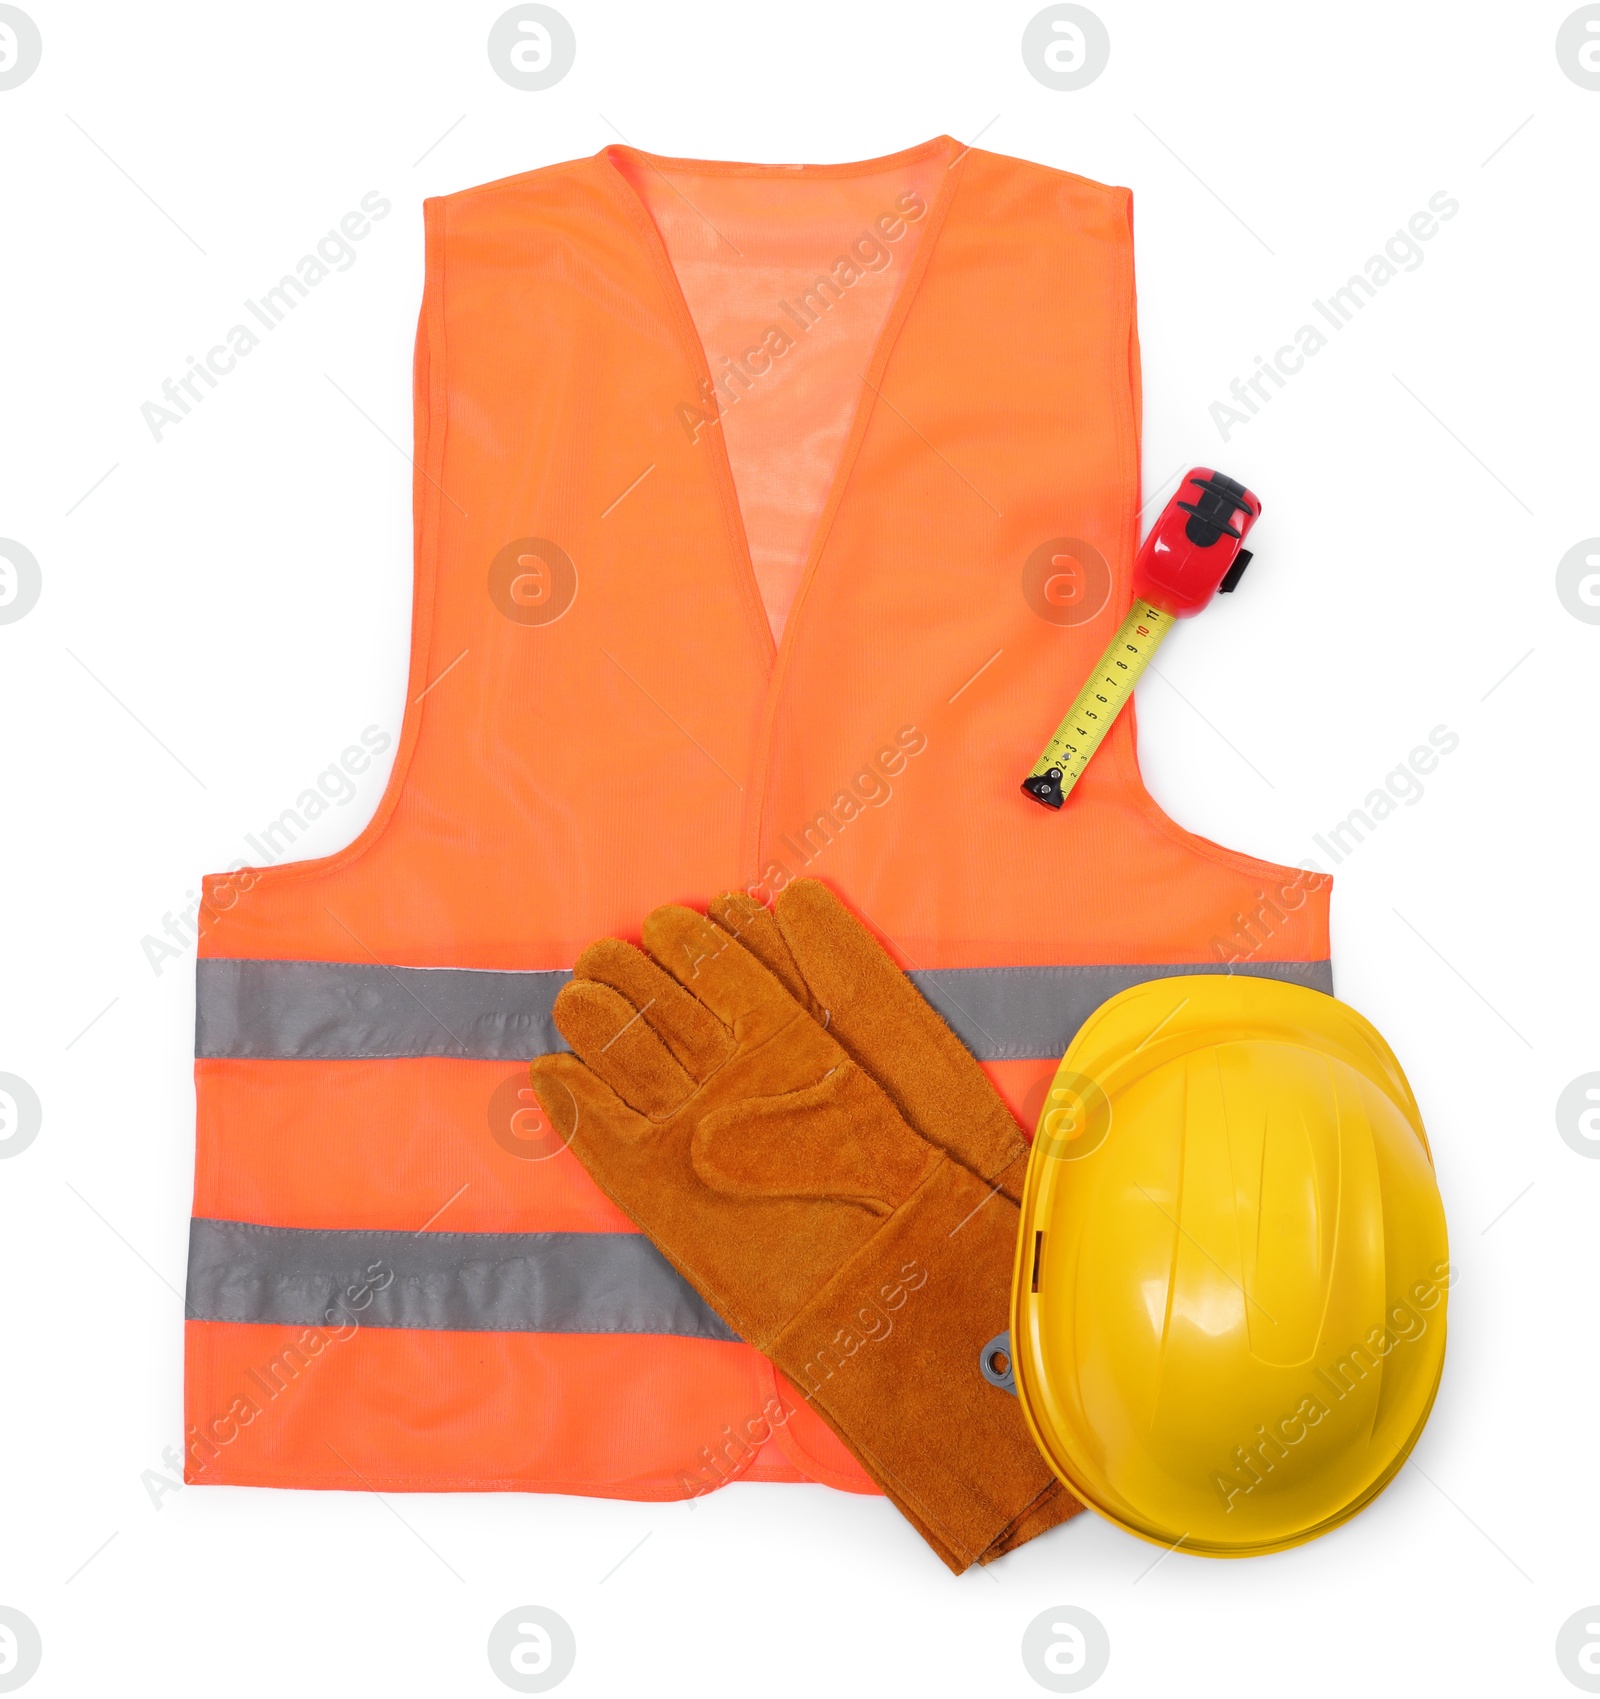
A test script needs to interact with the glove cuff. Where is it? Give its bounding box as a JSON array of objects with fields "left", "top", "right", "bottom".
[{"left": 767, "top": 1155, "right": 1075, "bottom": 1572}]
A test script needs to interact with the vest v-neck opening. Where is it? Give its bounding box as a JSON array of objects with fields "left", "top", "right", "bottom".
[{"left": 603, "top": 137, "right": 961, "bottom": 650}]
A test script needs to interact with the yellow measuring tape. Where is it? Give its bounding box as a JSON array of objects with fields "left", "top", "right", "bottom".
[{"left": 1020, "top": 601, "right": 1173, "bottom": 809}]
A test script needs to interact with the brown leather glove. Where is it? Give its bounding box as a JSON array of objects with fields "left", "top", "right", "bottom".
[
  {"left": 707, "top": 883, "right": 1035, "bottom": 1204},
  {"left": 531, "top": 881, "right": 1079, "bottom": 1572}
]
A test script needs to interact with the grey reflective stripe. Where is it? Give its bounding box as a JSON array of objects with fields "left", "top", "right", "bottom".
[
  {"left": 197, "top": 956, "right": 1333, "bottom": 1063},
  {"left": 186, "top": 1218, "right": 737, "bottom": 1342},
  {"left": 907, "top": 958, "right": 1335, "bottom": 1062},
  {"left": 196, "top": 958, "right": 569, "bottom": 1061}
]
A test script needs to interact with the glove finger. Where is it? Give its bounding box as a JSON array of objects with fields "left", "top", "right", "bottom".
[
  {"left": 772, "top": 879, "right": 916, "bottom": 1025},
  {"left": 706, "top": 890, "right": 817, "bottom": 1015},
  {"left": 528, "top": 1050, "right": 644, "bottom": 1159},
  {"left": 574, "top": 936, "right": 734, "bottom": 1081},
  {"left": 641, "top": 903, "right": 805, "bottom": 1045},
  {"left": 551, "top": 979, "right": 695, "bottom": 1118},
  {"left": 773, "top": 880, "right": 1028, "bottom": 1190}
]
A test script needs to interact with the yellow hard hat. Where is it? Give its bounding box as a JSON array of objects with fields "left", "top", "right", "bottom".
[{"left": 1010, "top": 974, "right": 1448, "bottom": 1557}]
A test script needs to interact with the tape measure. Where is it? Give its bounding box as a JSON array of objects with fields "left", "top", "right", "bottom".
[
  {"left": 1020, "top": 468, "right": 1262, "bottom": 813},
  {"left": 1020, "top": 602, "right": 1172, "bottom": 809}
]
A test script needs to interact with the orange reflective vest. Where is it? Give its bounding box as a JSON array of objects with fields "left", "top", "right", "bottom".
[{"left": 186, "top": 137, "right": 1330, "bottom": 1497}]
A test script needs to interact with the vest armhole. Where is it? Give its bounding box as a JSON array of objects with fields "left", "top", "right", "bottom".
[
  {"left": 202, "top": 198, "right": 449, "bottom": 905},
  {"left": 1112, "top": 699, "right": 1333, "bottom": 955},
  {"left": 1110, "top": 191, "right": 1328, "bottom": 957}
]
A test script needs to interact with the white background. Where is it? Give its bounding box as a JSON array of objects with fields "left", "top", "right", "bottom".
[{"left": 2, "top": 2, "right": 1597, "bottom": 1694}]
